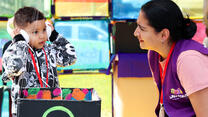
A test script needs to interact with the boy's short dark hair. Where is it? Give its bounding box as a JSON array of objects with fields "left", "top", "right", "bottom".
[{"left": 14, "top": 7, "right": 45, "bottom": 28}]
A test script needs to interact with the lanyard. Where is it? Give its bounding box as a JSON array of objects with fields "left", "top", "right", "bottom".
[
  {"left": 158, "top": 42, "right": 176, "bottom": 104},
  {"left": 28, "top": 48, "right": 48, "bottom": 87}
]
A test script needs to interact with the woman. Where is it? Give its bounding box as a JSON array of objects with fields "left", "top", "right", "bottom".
[{"left": 134, "top": 0, "right": 208, "bottom": 116}]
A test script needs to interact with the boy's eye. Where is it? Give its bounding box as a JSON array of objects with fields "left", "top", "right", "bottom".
[
  {"left": 43, "top": 28, "right": 46, "bottom": 32},
  {"left": 32, "top": 31, "right": 38, "bottom": 34}
]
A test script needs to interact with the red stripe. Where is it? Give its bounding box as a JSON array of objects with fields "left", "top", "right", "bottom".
[
  {"left": 28, "top": 48, "right": 49, "bottom": 88},
  {"left": 159, "top": 42, "right": 176, "bottom": 104},
  {"left": 159, "top": 63, "right": 163, "bottom": 104},
  {"left": 28, "top": 49, "right": 43, "bottom": 87},
  {"left": 55, "top": 0, "right": 108, "bottom": 3},
  {"left": 42, "top": 48, "right": 49, "bottom": 88}
]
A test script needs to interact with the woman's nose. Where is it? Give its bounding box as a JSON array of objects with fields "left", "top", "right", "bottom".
[{"left": 134, "top": 27, "right": 139, "bottom": 37}]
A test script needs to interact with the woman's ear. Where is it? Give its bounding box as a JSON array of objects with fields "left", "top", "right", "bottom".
[{"left": 161, "top": 28, "right": 170, "bottom": 43}]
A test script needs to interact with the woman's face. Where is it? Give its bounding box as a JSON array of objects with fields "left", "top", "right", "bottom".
[{"left": 134, "top": 10, "right": 162, "bottom": 51}]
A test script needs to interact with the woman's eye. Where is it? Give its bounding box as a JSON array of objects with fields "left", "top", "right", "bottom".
[
  {"left": 139, "top": 27, "right": 144, "bottom": 31},
  {"left": 139, "top": 26, "right": 145, "bottom": 31},
  {"left": 137, "top": 25, "right": 145, "bottom": 31}
]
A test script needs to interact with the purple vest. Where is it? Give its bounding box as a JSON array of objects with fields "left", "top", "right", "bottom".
[{"left": 149, "top": 39, "right": 208, "bottom": 117}]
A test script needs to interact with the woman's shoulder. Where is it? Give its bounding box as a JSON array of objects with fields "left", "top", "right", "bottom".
[
  {"left": 177, "top": 50, "right": 208, "bottom": 67},
  {"left": 179, "top": 50, "right": 208, "bottom": 59},
  {"left": 177, "top": 50, "right": 208, "bottom": 96}
]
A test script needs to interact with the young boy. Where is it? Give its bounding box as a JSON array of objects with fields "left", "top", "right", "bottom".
[{"left": 2, "top": 7, "right": 77, "bottom": 117}]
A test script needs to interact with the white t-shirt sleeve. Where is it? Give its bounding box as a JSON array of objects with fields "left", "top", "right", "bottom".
[{"left": 177, "top": 50, "right": 208, "bottom": 96}]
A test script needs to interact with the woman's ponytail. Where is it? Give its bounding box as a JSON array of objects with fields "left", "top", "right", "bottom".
[{"left": 181, "top": 18, "right": 197, "bottom": 39}]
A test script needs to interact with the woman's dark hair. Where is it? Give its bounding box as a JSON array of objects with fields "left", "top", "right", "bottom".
[
  {"left": 14, "top": 7, "right": 45, "bottom": 28},
  {"left": 141, "top": 0, "right": 197, "bottom": 41}
]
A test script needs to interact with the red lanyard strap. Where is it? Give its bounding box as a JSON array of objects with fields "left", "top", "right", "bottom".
[
  {"left": 28, "top": 48, "right": 48, "bottom": 87},
  {"left": 159, "top": 42, "right": 176, "bottom": 104}
]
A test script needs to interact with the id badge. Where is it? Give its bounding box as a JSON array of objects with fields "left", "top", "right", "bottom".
[{"left": 159, "top": 103, "right": 165, "bottom": 117}]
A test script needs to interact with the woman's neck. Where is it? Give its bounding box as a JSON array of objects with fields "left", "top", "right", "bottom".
[{"left": 158, "top": 41, "right": 174, "bottom": 60}]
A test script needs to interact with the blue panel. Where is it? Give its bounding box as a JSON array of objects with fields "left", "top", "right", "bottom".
[
  {"left": 55, "top": 20, "right": 110, "bottom": 70},
  {"left": 112, "top": 0, "right": 150, "bottom": 20},
  {"left": 0, "top": 21, "right": 12, "bottom": 58},
  {"left": 0, "top": 38, "right": 10, "bottom": 58},
  {"left": 1, "top": 92, "right": 9, "bottom": 117}
]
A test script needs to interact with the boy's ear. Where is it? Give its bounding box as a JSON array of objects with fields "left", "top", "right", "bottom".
[{"left": 160, "top": 28, "right": 170, "bottom": 42}]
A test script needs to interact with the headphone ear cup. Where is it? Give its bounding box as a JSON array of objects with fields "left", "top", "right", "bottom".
[
  {"left": 20, "top": 30, "right": 30, "bottom": 43},
  {"left": 45, "top": 22, "right": 52, "bottom": 40}
]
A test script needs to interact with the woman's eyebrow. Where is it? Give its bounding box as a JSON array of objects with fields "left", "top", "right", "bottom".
[{"left": 138, "top": 24, "right": 146, "bottom": 30}]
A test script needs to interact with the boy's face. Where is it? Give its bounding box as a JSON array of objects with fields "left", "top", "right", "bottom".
[{"left": 23, "top": 19, "right": 48, "bottom": 49}]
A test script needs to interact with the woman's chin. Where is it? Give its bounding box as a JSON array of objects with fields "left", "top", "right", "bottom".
[{"left": 139, "top": 44, "right": 145, "bottom": 49}]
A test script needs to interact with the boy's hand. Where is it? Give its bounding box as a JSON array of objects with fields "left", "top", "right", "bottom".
[
  {"left": 7, "top": 17, "right": 20, "bottom": 38},
  {"left": 46, "top": 22, "right": 54, "bottom": 31},
  {"left": 10, "top": 28, "right": 21, "bottom": 38}
]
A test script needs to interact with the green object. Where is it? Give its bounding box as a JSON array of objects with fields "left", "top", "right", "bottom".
[
  {"left": 28, "top": 88, "right": 40, "bottom": 95},
  {"left": 42, "top": 106, "right": 74, "bottom": 117},
  {"left": 0, "top": 0, "right": 52, "bottom": 18},
  {"left": 62, "top": 88, "right": 72, "bottom": 99},
  {"left": 0, "top": 21, "right": 12, "bottom": 40}
]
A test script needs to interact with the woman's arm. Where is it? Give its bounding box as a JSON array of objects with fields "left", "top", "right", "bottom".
[
  {"left": 189, "top": 87, "right": 208, "bottom": 117},
  {"left": 177, "top": 50, "right": 208, "bottom": 116}
]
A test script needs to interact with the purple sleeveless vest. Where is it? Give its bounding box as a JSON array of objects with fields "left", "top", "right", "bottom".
[{"left": 149, "top": 39, "right": 208, "bottom": 117}]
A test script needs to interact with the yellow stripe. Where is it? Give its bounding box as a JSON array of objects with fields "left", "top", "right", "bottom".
[
  {"left": 55, "top": 2, "right": 109, "bottom": 16},
  {"left": 173, "top": 0, "right": 203, "bottom": 19}
]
